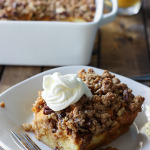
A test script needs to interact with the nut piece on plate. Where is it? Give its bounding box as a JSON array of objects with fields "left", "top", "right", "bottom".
[
  {"left": 0, "top": 102, "right": 5, "bottom": 108},
  {"left": 22, "top": 123, "right": 32, "bottom": 131}
]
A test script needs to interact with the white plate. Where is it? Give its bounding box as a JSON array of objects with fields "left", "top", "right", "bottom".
[{"left": 0, "top": 66, "right": 150, "bottom": 150}]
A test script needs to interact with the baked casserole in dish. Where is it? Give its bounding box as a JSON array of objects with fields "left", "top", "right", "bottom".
[{"left": 0, "top": 0, "right": 117, "bottom": 66}]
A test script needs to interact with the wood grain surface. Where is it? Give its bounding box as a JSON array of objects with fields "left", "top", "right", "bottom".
[
  {"left": 143, "top": 0, "right": 150, "bottom": 57},
  {"left": 0, "top": 66, "right": 41, "bottom": 93},
  {"left": 100, "top": 14, "right": 150, "bottom": 77}
]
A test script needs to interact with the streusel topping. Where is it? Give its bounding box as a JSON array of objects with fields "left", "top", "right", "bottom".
[
  {"left": 32, "top": 69, "right": 144, "bottom": 146},
  {"left": 0, "top": 0, "right": 96, "bottom": 21}
]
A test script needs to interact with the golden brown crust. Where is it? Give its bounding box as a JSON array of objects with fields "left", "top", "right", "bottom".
[
  {"left": 0, "top": 0, "right": 95, "bottom": 22},
  {"left": 32, "top": 107, "right": 139, "bottom": 150}
]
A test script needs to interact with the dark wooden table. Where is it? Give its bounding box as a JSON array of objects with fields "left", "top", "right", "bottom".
[{"left": 0, "top": 0, "right": 150, "bottom": 94}]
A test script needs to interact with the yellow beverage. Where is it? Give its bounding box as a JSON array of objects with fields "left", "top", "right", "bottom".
[{"left": 118, "top": 0, "right": 140, "bottom": 8}]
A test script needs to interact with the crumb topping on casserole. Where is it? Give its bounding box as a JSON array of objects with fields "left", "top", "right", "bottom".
[
  {"left": 32, "top": 69, "right": 144, "bottom": 147},
  {"left": 0, "top": 0, "right": 95, "bottom": 21}
]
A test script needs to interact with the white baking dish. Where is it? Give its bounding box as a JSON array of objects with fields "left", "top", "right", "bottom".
[{"left": 0, "top": 0, "right": 117, "bottom": 66}]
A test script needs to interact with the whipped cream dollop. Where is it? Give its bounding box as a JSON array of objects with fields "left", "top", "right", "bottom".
[{"left": 42, "top": 72, "right": 92, "bottom": 111}]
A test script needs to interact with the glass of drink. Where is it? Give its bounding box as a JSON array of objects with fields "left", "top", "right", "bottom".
[{"left": 105, "top": 0, "right": 142, "bottom": 15}]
